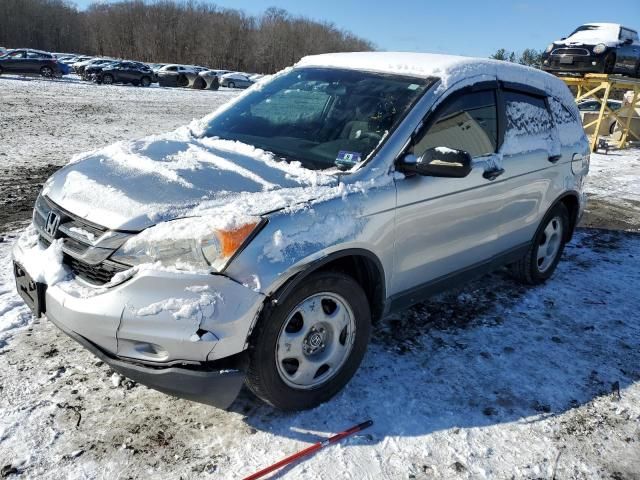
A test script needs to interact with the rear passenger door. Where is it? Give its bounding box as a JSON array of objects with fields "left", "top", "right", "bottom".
[
  {"left": 392, "top": 85, "right": 512, "bottom": 298},
  {"left": 496, "top": 86, "right": 560, "bottom": 249}
]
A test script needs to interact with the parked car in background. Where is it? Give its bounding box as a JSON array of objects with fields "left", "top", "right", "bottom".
[
  {"left": 542, "top": 23, "right": 640, "bottom": 77},
  {"left": 96, "top": 61, "right": 154, "bottom": 86},
  {"left": 12, "top": 52, "right": 590, "bottom": 412},
  {"left": 0, "top": 47, "right": 6, "bottom": 56},
  {"left": 220, "top": 72, "right": 254, "bottom": 88},
  {"left": 0, "top": 49, "right": 62, "bottom": 77},
  {"left": 73, "top": 58, "right": 114, "bottom": 77},
  {"left": 157, "top": 64, "right": 208, "bottom": 87},
  {"left": 578, "top": 99, "right": 622, "bottom": 135},
  {"left": 84, "top": 60, "right": 118, "bottom": 80},
  {"left": 61, "top": 55, "right": 92, "bottom": 66},
  {"left": 193, "top": 69, "right": 231, "bottom": 89}
]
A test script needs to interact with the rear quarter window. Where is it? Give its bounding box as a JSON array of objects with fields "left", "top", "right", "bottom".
[{"left": 549, "top": 97, "right": 585, "bottom": 146}]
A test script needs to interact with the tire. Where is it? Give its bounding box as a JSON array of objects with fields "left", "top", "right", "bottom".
[
  {"left": 609, "top": 121, "right": 617, "bottom": 135},
  {"left": 0, "top": 66, "right": 3, "bottom": 76},
  {"left": 40, "top": 66, "right": 53, "bottom": 78},
  {"left": 177, "top": 74, "right": 188, "bottom": 87},
  {"left": 511, "top": 203, "right": 570, "bottom": 285},
  {"left": 102, "top": 73, "right": 114, "bottom": 85},
  {"left": 228, "top": 81, "right": 235, "bottom": 88},
  {"left": 246, "top": 271, "right": 371, "bottom": 411},
  {"left": 193, "top": 77, "right": 205, "bottom": 89},
  {"left": 601, "top": 54, "right": 616, "bottom": 75},
  {"left": 140, "top": 76, "right": 151, "bottom": 87},
  {"left": 634, "top": 62, "right": 640, "bottom": 79}
]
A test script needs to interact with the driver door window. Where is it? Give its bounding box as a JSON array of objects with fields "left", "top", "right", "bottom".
[{"left": 412, "top": 90, "right": 498, "bottom": 159}]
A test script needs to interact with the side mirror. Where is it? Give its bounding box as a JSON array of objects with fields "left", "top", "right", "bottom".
[
  {"left": 399, "top": 147, "right": 472, "bottom": 178},
  {"left": 623, "top": 38, "right": 633, "bottom": 45}
]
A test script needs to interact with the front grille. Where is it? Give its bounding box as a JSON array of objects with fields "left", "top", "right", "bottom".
[
  {"left": 551, "top": 48, "right": 590, "bottom": 56},
  {"left": 65, "top": 255, "right": 127, "bottom": 285},
  {"left": 33, "top": 195, "right": 132, "bottom": 286}
]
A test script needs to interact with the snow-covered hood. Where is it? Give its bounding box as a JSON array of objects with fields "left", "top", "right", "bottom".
[{"left": 42, "top": 127, "right": 339, "bottom": 231}]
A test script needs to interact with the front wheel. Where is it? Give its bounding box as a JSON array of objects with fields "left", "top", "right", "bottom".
[
  {"left": 511, "top": 203, "right": 570, "bottom": 285},
  {"left": 227, "top": 81, "right": 235, "bottom": 88},
  {"left": 601, "top": 54, "right": 616, "bottom": 74},
  {"left": 246, "top": 271, "right": 371, "bottom": 411},
  {"left": 40, "top": 66, "right": 53, "bottom": 77},
  {"left": 102, "top": 73, "right": 114, "bottom": 85}
]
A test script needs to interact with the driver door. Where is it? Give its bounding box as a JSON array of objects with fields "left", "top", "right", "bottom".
[{"left": 391, "top": 85, "right": 513, "bottom": 301}]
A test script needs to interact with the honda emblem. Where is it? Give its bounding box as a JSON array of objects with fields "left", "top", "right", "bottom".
[{"left": 45, "top": 211, "right": 60, "bottom": 236}]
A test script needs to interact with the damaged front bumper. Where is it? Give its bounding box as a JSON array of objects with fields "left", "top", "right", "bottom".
[
  {"left": 51, "top": 316, "right": 248, "bottom": 409},
  {"left": 12, "top": 240, "right": 266, "bottom": 408}
]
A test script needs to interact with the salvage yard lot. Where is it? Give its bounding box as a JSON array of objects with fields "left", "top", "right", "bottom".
[{"left": 0, "top": 76, "right": 639, "bottom": 479}]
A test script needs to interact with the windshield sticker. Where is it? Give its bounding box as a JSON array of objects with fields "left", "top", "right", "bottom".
[
  {"left": 335, "top": 150, "right": 362, "bottom": 168},
  {"left": 408, "top": 84, "right": 420, "bottom": 90}
]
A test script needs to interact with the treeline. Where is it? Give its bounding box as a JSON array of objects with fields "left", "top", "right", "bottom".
[
  {"left": 490, "top": 48, "right": 544, "bottom": 67},
  {"left": 0, "top": 0, "right": 374, "bottom": 73}
]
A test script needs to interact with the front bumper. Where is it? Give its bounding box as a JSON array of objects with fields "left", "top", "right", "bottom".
[
  {"left": 51, "top": 316, "right": 247, "bottom": 408},
  {"left": 542, "top": 53, "right": 606, "bottom": 74},
  {"left": 12, "top": 239, "right": 266, "bottom": 407}
]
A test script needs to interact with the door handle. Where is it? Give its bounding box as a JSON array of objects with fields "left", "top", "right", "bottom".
[
  {"left": 548, "top": 154, "right": 562, "bottom": 163},
  {"left": 483, "top": 168, "right": 505, "bottom": 181}
]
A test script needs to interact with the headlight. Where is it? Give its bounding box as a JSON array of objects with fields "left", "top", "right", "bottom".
[
  {"left": 111, "top": 217, "right": 261, "bottom": 272},
  {"left": 593, "top": 43, "right": 607, "bottom": 54},
  {"left": 545, "top": 43, "right": 554, "bottom": 53}
]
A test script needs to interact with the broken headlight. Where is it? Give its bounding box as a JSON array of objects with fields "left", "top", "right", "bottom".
[{"left": 111, "top": 217, "right": 260, "bottom": 272}]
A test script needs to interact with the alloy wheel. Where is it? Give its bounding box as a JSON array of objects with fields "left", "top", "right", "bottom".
[
  {"left": 275, "top": 292, "right": 356, "bottom": 390},
  {"left": 536, "top": 216, "right": 563, "bottom": 273}
]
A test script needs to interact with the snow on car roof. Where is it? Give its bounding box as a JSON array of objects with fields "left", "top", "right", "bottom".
[{"left": 296, "top": 52, "right": 575, "bottom": 106}]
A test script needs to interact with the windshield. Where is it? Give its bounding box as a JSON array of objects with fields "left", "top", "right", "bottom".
[
  {"left": 567, "top": 25, "right": 619, "bottom": 42},
  {"left": 202, "top": 67, "right": 432, "bottom": 170}
]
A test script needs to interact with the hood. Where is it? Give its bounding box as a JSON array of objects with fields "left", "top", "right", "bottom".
[{"left": 42, "top": 127, "right": 338, "bottom": 231}]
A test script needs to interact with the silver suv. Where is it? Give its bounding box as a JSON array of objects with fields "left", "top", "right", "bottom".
[{"left": 13, "top": 52, "right": 589, "bottom": 411}]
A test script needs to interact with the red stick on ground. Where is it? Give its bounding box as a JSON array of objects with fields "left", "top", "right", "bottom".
[{"left": 243, "top": 420, "right": 373, "bottom": 480}]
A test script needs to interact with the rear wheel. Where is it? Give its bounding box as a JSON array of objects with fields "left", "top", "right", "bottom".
[
  {"left": 511, "top": 203, "right": 570, "bottom": 285},
  {"left": 246, "top": 271, "right": 371, "bottom": 411},
  {"left": 227, "top": 81, "right": 235, "bottom": 88},
  {"left": 140, "top": 76, "right": 151, "bottom": 87},
  {"left": 102, "top": 73, "right": 114, "bottom": 85},
  {"left": 40, "top": 66, "right": 53, "bottom": 77}
]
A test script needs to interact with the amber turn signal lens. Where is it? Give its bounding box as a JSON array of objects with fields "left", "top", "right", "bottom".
[{"left": 217, "top": 222, "right": 258, "bottom": 258}]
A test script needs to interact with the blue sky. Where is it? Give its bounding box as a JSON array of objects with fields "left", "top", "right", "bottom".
[{"left": 74, "top": 0, "right": 640, "bottom": 57}]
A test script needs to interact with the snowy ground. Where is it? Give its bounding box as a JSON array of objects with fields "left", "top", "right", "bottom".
[{"left": 0, "top": 76, "right": 639, "bottom": 479}]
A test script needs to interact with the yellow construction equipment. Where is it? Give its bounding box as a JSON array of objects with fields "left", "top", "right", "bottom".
[{"left": 559, "top": 74, "right": 640, "bottom": 152}]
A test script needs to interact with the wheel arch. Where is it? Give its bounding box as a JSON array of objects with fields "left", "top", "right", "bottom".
[
  {"left": 264, "top": 248, "right": 387, "bottom": 325},
  {"left": 550, "top": 191, "right": 581, "bottom": 242}
]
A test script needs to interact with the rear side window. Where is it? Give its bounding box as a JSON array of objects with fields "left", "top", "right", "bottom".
[
  {"left": 412, "top": 90, "right": 498, "bottom": 158},
  {"left": 502, "top": 90, "right": 553, "bottom": 154}
]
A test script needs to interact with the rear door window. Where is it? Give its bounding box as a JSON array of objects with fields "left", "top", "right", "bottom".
[
  {"left": 412, "top": 90, "right": 498, "bottom": 158},
  {"left": 502, "top": 90, "right": 554, "bottom": 154}
]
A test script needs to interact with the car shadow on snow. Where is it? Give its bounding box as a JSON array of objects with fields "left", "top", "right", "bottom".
[{"left": 229, "top": 228, "right": 640, "bottom": 446}]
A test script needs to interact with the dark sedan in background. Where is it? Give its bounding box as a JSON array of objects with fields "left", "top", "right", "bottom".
[
  {"left": 542, "top": 23, "right": 640, "bottom": 77},
  {"left": 0, "top": 49, "right": 62, "bottom": 77},
  {"left": 95, "top": 61, "right": 155, "bottom": 86}
]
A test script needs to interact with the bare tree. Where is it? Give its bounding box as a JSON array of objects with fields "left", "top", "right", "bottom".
[{"left": 0, "top": 0, "right": 375, "bottom": 72}]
